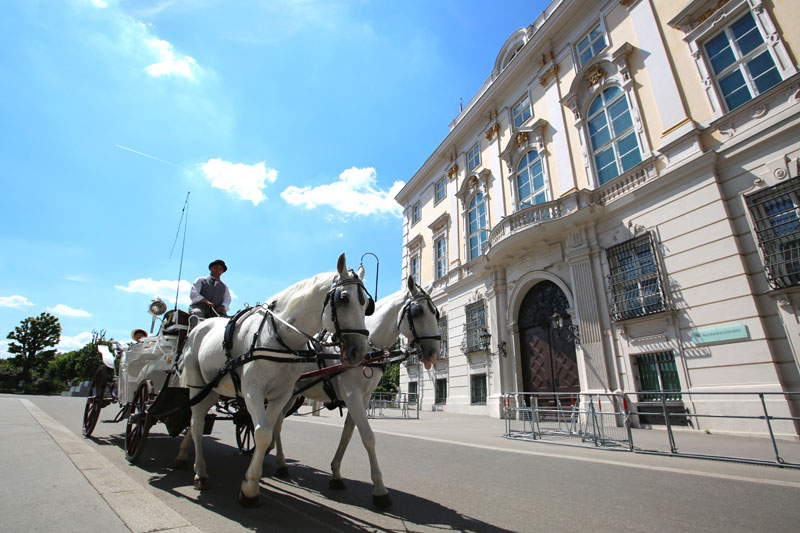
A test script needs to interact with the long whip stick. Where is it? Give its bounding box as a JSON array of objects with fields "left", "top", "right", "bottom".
[{"left": 171, "top": 192, "right": 191, "bottom": 312}]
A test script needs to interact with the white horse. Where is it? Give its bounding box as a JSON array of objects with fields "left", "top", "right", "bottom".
[
  {"left": 176, "top": 253, "right": 372, "bottom": 506},
  {"left": 271, "top": 275, "right": 441, "bottom": 508}
]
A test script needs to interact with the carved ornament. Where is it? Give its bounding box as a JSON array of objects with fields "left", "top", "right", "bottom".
[
  {"left": 695, "top": 0, "right": 731, "bottom": 26},
  {"left": 586, "top": 65, "right": 606, "bottom": 88},
  {"left": 539, "top": 64, "right": 559, "bottom": 87},
  {"left": 485, "top": 122, "right": 500, "bottom": 141},
  {"left": 515, "top": 131, "right": 529, "bottom": 147},
  {"left": 447, "top": 164, "right": 459, "bottom": 180}
]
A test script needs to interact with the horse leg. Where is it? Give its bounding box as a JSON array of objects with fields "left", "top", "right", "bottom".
[
  {"left": 189, "top": 392, "right": 219, "bottom": 490},
  {"left": 347, "top": 392, "right": 391, "bottom": 508},
  {"left": 329, "top": 412, "right": 356, "bottom": 490},
  {"left": 174, "top": 427, "right": 192, "bottom": 469},
  {"left": 272, "top": 402, "right": 292, "bottom": 480},
  {"left": 239, "top": 388, "right": 289, "bottom": 506}
]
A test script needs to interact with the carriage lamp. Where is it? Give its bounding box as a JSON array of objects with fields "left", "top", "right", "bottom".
[{"left": 149, "top": 298, "right": 167, "bottom": 316}]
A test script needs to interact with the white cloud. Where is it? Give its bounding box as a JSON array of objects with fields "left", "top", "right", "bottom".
[
  {"left": 0, "top": 295, "right": 34, "bottom": 309},
  {"left": 144, "top": 38, "right": 201, "bottom": 81},
  {"left": 0, "top": 340, "right": 9, "bottom": 359},
  {"left": 281, "top": 167, "right": 404, "bottom": 218},
  {"left": 65, "top": 274, "right": 89, "bottom": 283},
  {"left": 115, "top": 278, "right": 194, "bottom": 307},
  {"left": 47, "top": 304, "right": 92, "bottom": 318},
  {"left": 200, "top": 158, "right": 277, "bottom": 206},
  {"left": 91, "top": 0, "right": 109, "bottom": 8},
  {"left": 57, "top": 332, "right": 94, "bottom": 353}
]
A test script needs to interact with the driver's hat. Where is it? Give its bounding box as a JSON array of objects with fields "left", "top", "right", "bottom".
[{"left": 209, "top": 259, "right": 227, "bottom": 272}]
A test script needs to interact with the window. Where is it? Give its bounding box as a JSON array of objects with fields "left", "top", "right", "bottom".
[
  {"left": 516, "top": 150, "right": 546, "bottom": 208},
  {"left": 703, "top": 11, "right": 782, "bottom": 112},
  {"left": 745, "top": 176, "right": 800, "bottom": 289},
  {"left": 411, "top": 202, "right": 420, "bottom": 225},
  {"left": 435, "top": 236, "right": 447, "bottom": 279},
  {"left": 577, "top": 24, "right": 607, "bottom": 67},
  {"left": 464, "top": 301, "right": 486, "bottom": 353},
  {"left": 512, "top": 94, "right": 532, "bottom": 127},
  {"left": 587, "top": 86, "right": 642, "bottom": 185},
  {"left": 471, "top": 374, "right": 487, "bottom": 404},
  {"left": 467, "top": 143, "right": 481, "bottom": 172},
  {"left": 636, "top": 351, "right": 682, "bottom": 402},
  {"left": 468, "top": 193, "right": 488, "bottom": 260},
  {"left": 407, "top": 381, "right": 418, "bottom": 404},
  {"left": 607, "top": 233, "right": 667, "bottom": 321},
  {"left": 438, "top": 317, "right": 448, "bottom": 359},
  {"left": 435, "top": 178, "right": 446, "bottom": 204},
  {"left": 410, "top": 254, "right": 420, "bottom": 285},
  {"left": 435, "top": 378, "right": 447, "bottom": 404}
]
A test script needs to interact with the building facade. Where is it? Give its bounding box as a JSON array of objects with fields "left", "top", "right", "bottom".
[{"left": 395, "top": 0, "right": 800, "bottom": 437}]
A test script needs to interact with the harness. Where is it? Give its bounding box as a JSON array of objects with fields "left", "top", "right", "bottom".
[
  {"left": 398, "top": 288, "right": 443, "bottom": 346},
  {"left": 186, "top": 274, "right": 371, "bottom": 409}
]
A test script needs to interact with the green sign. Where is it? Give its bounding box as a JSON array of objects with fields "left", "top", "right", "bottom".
[{"left": 690, "top": 323, "right": 749, "bottom": 345}]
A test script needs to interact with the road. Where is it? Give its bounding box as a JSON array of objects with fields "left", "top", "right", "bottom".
[{"left": 11, "top": 394, "right": 800, "bottom": 532}]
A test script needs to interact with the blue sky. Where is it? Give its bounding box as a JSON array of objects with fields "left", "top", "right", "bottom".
[{"left": 0, "top": 0, "right": 547, "bottom": 354}]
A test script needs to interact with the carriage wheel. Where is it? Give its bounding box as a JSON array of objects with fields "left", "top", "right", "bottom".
[
  {"left": 235, "top": 417, "right": 255, "bottom": 455},
  {"left": 82, "top": 367, "right": 107, "bottom": 437},
  {"left": 125, "top": 381, "right": 151, "bottom": 463}
]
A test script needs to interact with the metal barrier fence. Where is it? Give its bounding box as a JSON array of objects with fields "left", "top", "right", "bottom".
[
  {"left": 367, "top": 391, "right": 419, "bottom": 419},
  {"left": 502, "top": 391, "right": 800, "bottom": 469}
]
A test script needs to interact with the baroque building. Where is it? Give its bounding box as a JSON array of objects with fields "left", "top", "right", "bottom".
[{"left": 395, "top": 0, "right": 800, "bottom": 437}]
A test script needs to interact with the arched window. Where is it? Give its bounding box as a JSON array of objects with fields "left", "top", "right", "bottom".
[
  {"left": 516, "top": 150, "right": 546, "bottom": 208},
  {"left": 468, "top": 193, "right": 488, "bottom": 260},
  {"left": 587, "top": 86, "right": 642, "bottom": 185}
]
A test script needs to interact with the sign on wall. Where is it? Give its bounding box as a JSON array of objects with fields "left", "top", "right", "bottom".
[{"left": 689, "top": 323, "right": 749, "bottom": 345}]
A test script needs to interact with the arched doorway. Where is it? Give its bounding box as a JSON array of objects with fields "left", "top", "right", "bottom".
[{"left": 518, "top": 281, "right": 579, "bottom": 399}]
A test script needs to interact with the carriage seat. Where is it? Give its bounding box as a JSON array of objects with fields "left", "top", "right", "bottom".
[{"left": 163, "top": 309, "right": 190, "bottom": 335}]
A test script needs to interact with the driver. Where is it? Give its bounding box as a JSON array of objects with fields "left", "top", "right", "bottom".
[{"left": 189, "top": 259, "right": 232, "bottom": 319}]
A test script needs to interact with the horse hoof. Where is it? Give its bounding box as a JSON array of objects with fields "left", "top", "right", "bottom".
[
  {"left": 276, "top": 466, "right": 291, "bottom": 480},
  {"left": 193, "top": 477, "right": 209, "bottom": 491},
  {"left": 373, "top": 493, "right": 392, "bottom": 509},
  {"left": 238, "top": 489, "right": 262, "bottom": 508},
  {"left": 329, "top": 478, "right": 346, "bottom": 491},
  {"left": 174, "top": 459, "right": 189, "bottom": 470}
]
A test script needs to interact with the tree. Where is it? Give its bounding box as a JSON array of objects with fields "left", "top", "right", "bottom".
[{"left": 6, "top": 312, "right": 61, "bottom": 385}]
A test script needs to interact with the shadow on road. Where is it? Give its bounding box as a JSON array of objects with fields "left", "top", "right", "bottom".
[{"left": 96, "top": 429, "right": 510, "bottom": 532}]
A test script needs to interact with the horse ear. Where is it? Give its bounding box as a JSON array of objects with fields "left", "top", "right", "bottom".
[
  {"left": 357, "top": 264, "right": 365, "bottom": 280},
  {"left": 337, "top": 253, "right": 347, "bottom": 278},
  {"left": 406, "top": 275, "right": 415, "bottom": 293}
]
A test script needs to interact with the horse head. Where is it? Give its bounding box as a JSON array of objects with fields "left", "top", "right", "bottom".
[
  {"left": 321, "top": 253, "right": 371, "bottom": 366},
  {"left": 398, "top": 276, "right": 441, "bottom": 369}
]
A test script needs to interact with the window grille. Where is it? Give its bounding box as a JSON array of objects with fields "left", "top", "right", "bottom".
[
  {"left": 408, "top": 381, "right": 418, "bottom": 404},
  {"left": 438, "top": 317, "right": 448, "bottom": 359},
  {"left": 410, "top": 255, "right": 420, "bottom": 285},
  {"left": 607, "top": 233, "right": 667, "bottom": 321},
  {"left": 411, "top": 202, "right": 420, "bottom": 224},
  {"left": 745, "top": 175, "right": 800, "bottom": 289},
  {"left": 516, "top": 150, "right": 546, "bottom": 208},
  {"left": 435, "top": 378, "right": 447, "bottom": 404},
  {"left": 577, "top": 24, "right": 607, "bottom": 67},
  {"left": 512, "top": 94, "right": 531, "bottom": 127},
  {"left": 462, "top": 301, "right": 486, "bottom": 353},
  {"left": 468, "top": 193, "right": 488, "bottom": 260},
  {"left": 435, "top": 236, "right": 447, "bottom": 279},
  {"left": 470, "top": 374, "right": 487, "bottom": 405},
  {"left": 467, "top": 143, "right": 481, "bottom": 172},
  {"left": 636, "top": 351, "right": 682, "bottom": 402},
  {"left": 435, "top": 178, "right": 446, "bottom": 203}
]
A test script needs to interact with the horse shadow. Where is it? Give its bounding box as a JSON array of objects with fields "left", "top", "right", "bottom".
[{"left": 109, "top": 431, "right": 511, "bottom": 532}]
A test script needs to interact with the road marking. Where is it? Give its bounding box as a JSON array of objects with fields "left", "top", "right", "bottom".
[
  {"left": 21, "top": 399, "right": 204, "bottom": 533},
  {"left": 291, "top": 416, "right": 800, "bottom": 490}
]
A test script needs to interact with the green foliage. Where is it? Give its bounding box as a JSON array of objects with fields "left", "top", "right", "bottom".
[
  {"left": 6, "top": 312, "right": 62, "bottom": 388},
  {"left": 45, "top": 343, "right": 104, "bottom": 385},
  {"left": 375, "top": 363, "right": 399, "bottom": 393}
]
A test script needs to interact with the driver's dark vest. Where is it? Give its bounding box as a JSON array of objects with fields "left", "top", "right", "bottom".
[{"left": 197, "top": 276, "right": 227, "bottom": 306}]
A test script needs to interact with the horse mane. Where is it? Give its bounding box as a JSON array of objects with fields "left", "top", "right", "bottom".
[{"left": 270, "top": 271, "right": 337, "bottom": 318}]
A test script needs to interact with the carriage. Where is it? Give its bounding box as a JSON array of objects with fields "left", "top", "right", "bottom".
[{"left": 81, "top": 298, "right": 255, "bottom": 461}]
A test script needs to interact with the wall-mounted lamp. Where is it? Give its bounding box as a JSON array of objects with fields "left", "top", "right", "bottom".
[
  {"left": 479, "top": 327, "right": 492, "bottom": 352},
  {"left": 550, "top": 311, "right": 581, "bottom": 346}
]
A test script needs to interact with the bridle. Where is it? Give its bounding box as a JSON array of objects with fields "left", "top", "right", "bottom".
[
  {"left": 398, "top": 286, "right": 442, "bottom": 347},
  {"left": 321, "top": 274, "right": 373, "bottom": 347}
]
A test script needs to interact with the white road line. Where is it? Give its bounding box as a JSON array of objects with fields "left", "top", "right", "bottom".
[
  {"left": 291, "top": 416, "right": 800, "bottom": 490},
  {"left": 21, "top": 399, "right": 204, "bottom": 533}
]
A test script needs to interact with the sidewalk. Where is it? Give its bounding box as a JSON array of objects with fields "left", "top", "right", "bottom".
[{"left": 0, "top": 396, "right": 201, "bottom": 533}]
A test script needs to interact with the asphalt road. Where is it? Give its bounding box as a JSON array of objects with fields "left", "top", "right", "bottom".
[{"left": 14, "top": 395, "right": 800, "bottom": 532}]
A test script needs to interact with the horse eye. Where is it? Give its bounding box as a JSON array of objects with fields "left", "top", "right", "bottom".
[{"left": 338, "top": 290, "right": 350, "bottom": 303}]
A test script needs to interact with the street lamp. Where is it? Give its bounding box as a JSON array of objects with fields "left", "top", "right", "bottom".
[{"left": 479, "top": 328, "right": 492, "bottom": 352}]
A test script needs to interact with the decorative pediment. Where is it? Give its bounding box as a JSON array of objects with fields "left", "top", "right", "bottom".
[
  {"left": 500, "top": 118, "right": 548, "bottom": 170},
  {"left": 668, "top": 0, "right": 733, "bottom": 33},
  {"left": 561, "top": 42, "right": 635, "bottom": 120},
  {"left": 428, "top": 212, "right": 451, "bottom": 233},
  {"left": 407, "top": 234, "right": 423, "bottom": 251},
  {"left": 457, "top": 168, "right": 492, "bottom": 200},
  {"left": 446, "top": 164, "right": 459, "bottom": 180}
]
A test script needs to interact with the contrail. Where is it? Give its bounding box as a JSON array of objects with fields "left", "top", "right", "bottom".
[{"left": 114, "top": 144, "right": 177, "bottom": 166}]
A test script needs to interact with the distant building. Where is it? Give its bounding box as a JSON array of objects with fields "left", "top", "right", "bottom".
[{"left": 395, "top": 0, "right": 800, "bottom": 437}]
